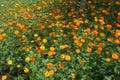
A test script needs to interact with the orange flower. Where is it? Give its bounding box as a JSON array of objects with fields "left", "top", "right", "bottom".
[
  {"left": 78, "top": 43, "right": 83, "bottom": 47},
  {"left": 53, "top": 68, "right": 57, "bottom": 72},
  {"left": 117, "top": 15, "right": 120, "bottom": 23},
  {"left": 80, "top": 38, "right": 85, "bottom": 43},
  {"left": 61, "top": 20, "right": 66, "bottom": 24},
  {"left": 0, "top": 35, "right": 3, "bottom": 41},
  {"left": 66, "top": 48, "right": 71, "bottom": 53},
  {"left": 96, "top": 48, "right": 102, "bottom": 55},
  {"left": 107, "top": 38, "right": 114, "bottom": 42},
  {"left": 58, "top": 0, "right": 62, "bottom": 2},
  {"left": 8, "top": 22, "right": 13, "bottom": 26},
  {"left": 100, "top": 33, "right": 105, "bottom": 37},
  {"left": 115, "top": 1, "right": 120, "bottom": 5},
  {"left": 33, "top": 16, "right": 38, "bottom": 21},
  {"left": 37, "top": 23, "right": 45, "bottom": 29},
  {"left": 94, "top": 25, "right": 98, "bottom": 29},
  {"left": 83, "top": 33, "right": 88, "bottom": 37},
  {"left": 7, "top": 7, "right": 12, "bottom": 11},
  {"left": 115, "top": 29, "right": 120, "bottom": 36},
  {"left": 114, "top": 39, "right": 120, "bottom": 44},
  {"left": 84, "top": 28, "right": 91, "bottom": 33},
  {"left": 38, "top": 49, "right": 44, "bottom": 54},
  {"left": 91, "top": 12, "right": 96, "bottom": 16},
  {"left": 47, "top": 63, "right": 53, "bottom": 68},
  {"left": 24, "top": 68, "right": 29, "bottom": 73},
  {"left": 84, "top": 19, "right": 89, "bottom": 24},
  {"left": 98, "top": 47, "right": 103, "bottom": 50},
  {"left": 106, "top": 24, "right": 112, "bottom": 29},
  {"left": 74, "top": 39, "right": 79, "bottom": 44},
  {"left": 55, "top": 9, "right": 61, "bottom": 14},
  {"left": 42, "top": 15, "right": 47, "bottom": 19},
  {"left": 68, "top": 12, "right": 72, "bottom": 17},
  {"left": 71, "top": 24, "right": 78, "bottom": 30},
  {"left": 97, "top": 43, "right": 103, "bottom": 48},
  {"left": 92, "top": 30, "right": 98, "bottom": 35},
  {"left": 58, "top": 63, "right": 64, "bottom": 69},
  {"left": 3, "top": 24, "right": 8, "bottom": 27},
  {"left": 71, "top": 31, "right": 75, "bottom": 35},
  {"left": 55, "top": 15, "right": 61, "bottom": 19},
  {"left": 76, "top": 21, "right": 81, "bottom": 26},
  {"left": 112, "top": 53, "right": 119, "bottom": 60},
  {"left": 96, "top": 50, "right": 101, "bottom": 55},
  {"left": 79, "top": 61, "right": 84, "bottom": 66},
  {"left": 96, "top": 37, "right": 101, "bottom": 41},
  {"left": 27, "top": 14, "right": 32, "bottom": 19},
  {"left": 48, "top": 51, "right": 56, "bottom": 56},
  {"left": 88, "top": 42, "right": 94, "bottom": 47},
  {"left": 24, "top": 12, "right": 29, "bottom": 15},
  {"left": 86, "top": 48, "right": 92, "bottom": 53},
  {"left": 30, "top": 57, "right": 36, "bottom": 62},
  {"left": 99, "top": 19, "right": 105, "bottom": 24}
]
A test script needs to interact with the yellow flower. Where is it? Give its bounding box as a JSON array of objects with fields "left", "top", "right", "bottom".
[
  {"left": 75, "top": 49, "right": 81, "bottom": 54},
  {"left": 50, "top": 47, "right": 55, "bottom": 51},
  {"left": 105, "top": 58, "right": 111, "bottom": 62},
  {"left": 7, "top": 60, "right": 12, "bottom": 65},
  {"left": 71, "top": 73, "right": 76, "bottom": 79},
  {"left": 34, "top": 33, "right": 38, "bottom": 37},
  {"left": 49, "top": 70, "right": 54, "bottom": 75},
  {"left": 115, "top": 1, "right": 120, "bottom": 5},
  {"left": 1, "top": 4, "right": 4, "bottom": 7},
  {"left": 2, "top": 33, "right": 7, "bottom": 37},
  {"left": 42, "top": 38, "right": 47, "bottom": 43},
  {"left": 37, "top": 6, "right": 41, "bottom": 10},
  {"left": 60, "top": 45, "right": 66, "bottom": 49},
  {"left": 118, "top": 12, "right": 120, "bottom": 15},
  {"left": 14, "top": 30, "right": 19, "bottom": 35},
  {"left": 60, "top": 54, "right": 65, "bottom": 59},
  {"left": 0, "top": 29, "right": 3, "bottom": 32},
  {"left": 40, "top": 45, "right": 45, "bottom": 50},
  {"left": 17, "top": 64, "right": 21, "bottom": 68},
  {"left": 25, "top": 57, "right": 30, "bottom": 62},
  {"left": 65, "top": 55, "right": 71, "bottom": 61},
  {"left": 1, "top": 75, "right": 7, "bottom": 80},
  {"left": 24, "top": 67, "right": 29, "bottom": 73},
  {"left": 31, "top": 40, "right": 35, "bottom": 43},
  {"left": 44, "top": 71, "right": 50, "bottom": 77},
  {"left": 22, "top": 35, "right": 26, "bottom": 38},
  {"left": 79, "top": 61, "right": 85, "bottom": 66}
]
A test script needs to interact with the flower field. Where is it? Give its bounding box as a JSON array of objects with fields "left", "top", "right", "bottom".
[{"left": 0, "top": 0, "right": 120, "bottom": 80}]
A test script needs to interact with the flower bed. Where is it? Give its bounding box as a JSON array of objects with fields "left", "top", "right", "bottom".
[{"left": 0, "top": 0, "right": 120, "bottom": 80}]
